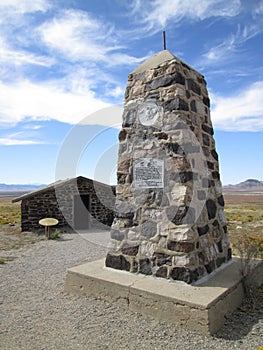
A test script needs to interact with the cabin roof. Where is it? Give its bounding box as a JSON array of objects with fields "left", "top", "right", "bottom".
[{"left": 12, "top": 176, "right": 115, "bottom": 203}]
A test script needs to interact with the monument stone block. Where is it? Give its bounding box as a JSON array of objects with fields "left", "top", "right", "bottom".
[{"left": 106, "top": 50, "right": 231, "bottom": 283}]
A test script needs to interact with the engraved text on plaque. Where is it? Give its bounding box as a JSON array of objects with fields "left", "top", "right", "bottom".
[{"left": 134, "top": 158, "right": 164, "bottom": 189}]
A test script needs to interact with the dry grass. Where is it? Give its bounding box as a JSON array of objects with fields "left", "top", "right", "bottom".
[
  {"left": 0, "top": 194, "right": 262, "bottom": 258},
  {"left": 0, "top": 197, "right": 21, "bottom": 225},
  {"left": 0, "top": 197, "right": 45, "bottom": 261},
  {"left": 224, "top": 194, "right": 263, "bottom": 256}
]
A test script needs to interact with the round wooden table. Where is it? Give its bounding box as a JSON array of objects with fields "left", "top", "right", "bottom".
[{"left": 39, "top": 218, "right": 59, "bottom": 239}]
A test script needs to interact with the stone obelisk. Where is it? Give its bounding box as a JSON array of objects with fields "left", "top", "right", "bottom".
[{"left": 106, "top": 50, "right": 231, "bottom": 284}]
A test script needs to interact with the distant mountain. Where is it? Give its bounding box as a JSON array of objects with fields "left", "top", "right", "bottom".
[
  {"left": 0, "top": 183, "right": 46, "bottom": 191},
  {"left": 236, "top": 179, "right": 263, "bottom": 188},
  {"left": 224, "top": 179, "right": 263, "bottom": 191}
]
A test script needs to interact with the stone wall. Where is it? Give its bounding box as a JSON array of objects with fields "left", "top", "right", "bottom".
[
  {"left": 106, "top": 50, "right": 231, "bottom": 284},
  {"left": 21, "top": 188, "right": 62, "bottom": 231},
  {"left": 20, "top": 177, "right": 115, "bottom": 232}
]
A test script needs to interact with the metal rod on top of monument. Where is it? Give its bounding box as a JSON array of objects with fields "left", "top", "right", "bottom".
[{"left": 162, "top": 31, "right": 166, "bottom": 50}]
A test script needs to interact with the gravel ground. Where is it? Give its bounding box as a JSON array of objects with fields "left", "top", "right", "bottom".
[{"left": 0, "top": 230, "right": 262, "bottom": 350}]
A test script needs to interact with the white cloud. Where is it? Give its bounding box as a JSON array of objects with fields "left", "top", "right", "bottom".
[
  {"left": 200, "top": 24, "right": 263, "bottom": 66},
  {"left": 39, "top": 9, "right": 110, "bottom": 62},
  {"left": 0, "top": 131, "right": 44, "bottom": 146},
  {"left": 0, "top": 79, "right": 113, "bottom": 126},
  {"left": 134, "top": 0, "right": 241, "bottom": 29},
  {"left": 38, "top": 9, "right": 146, "bottom": 66},
  {"left": 107, "top": 86, "right": 124, "bottom": 98},
  {"left": 0, "top": 6, "right": 145, "bottom": 129},
  {"left": 241, "top": 23, "right": 263, "bottom": 41},
  {"left": 253, "top": 1, "right": 263, "bottom": 15},
  {"left": 0, "top": 37, "right": 54, "bottom": 67},
  {"left": 107, "top": 53, "right": 148, "bottom": 67},
  {"left": 23, "top": 124, "right": 43, "bottom": 130},
  {"left": 211, "top": 81, "right": 263, "bottom": 131},
  {"left": 0, "top": 138, "right": 42, "bottom": 146},
  {"left": 201, "top": 35, "right": 237, "bottom": 64},
  {"left": 0, "top": 0, "right": 50, "bottom": 15},
  {"left": 0, "top": 127, "right": 46, "bottom": 145}
]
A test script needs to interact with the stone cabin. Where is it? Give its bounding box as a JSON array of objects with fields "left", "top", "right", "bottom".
[{"left": 12, "top": 176, "right": 116, "bottom": 232}]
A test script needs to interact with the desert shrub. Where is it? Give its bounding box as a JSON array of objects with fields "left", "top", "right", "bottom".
[
  {"left": 50, "top": 229, "right": 61, "bottom": 240},
  {"left": 247, "top": 215, "right": 253, "bottom": 222},
  {"left": 233, "top": 234, "right": 263, "bottom": 304},
  {"left": 249, "top": 236, "right": 263, "bottom": 256},
  {"left": 234, "top": 234, "right": 262, "bottom": 276}
]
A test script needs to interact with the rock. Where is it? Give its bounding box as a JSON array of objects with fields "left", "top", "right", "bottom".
[
  {"left": 139, "top": 258, "right": 152, "bottom": 275},
  {"left": 155, "top": 266, "right": 168, "bottom": 278},
  {"left": 110, "top": 229, "right": 125, "bottom": 241},
  {"left": 145, "top": 73, "right": 185, "bottom": 91},
  {"left": 121, "top": 244, "right": 139, "bottom": 256},
  {"left": 105, "top": 253, "right": 130, "bottom": 271},
  {"left": 206, "top": 199, "right": 217, "bottom": 220},
  {"left": 141, "top": 220, "right": 157, "bottom": 238},
  {"left": 170, "top": 266, "right": 198, "bottom": 283},
  {"left": 167, "top": 241, "right": 195, "bottom": 253},
  {"left": 187, "top": 79, "right": 201, "bottom": 95}
]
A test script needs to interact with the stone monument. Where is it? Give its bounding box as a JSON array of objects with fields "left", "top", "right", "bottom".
[
  {"left": 106, "top": 50, "right": 232, "bottom": 284},
  {"left": 64, "top": 49, "right": 263, "bottom": 334}
]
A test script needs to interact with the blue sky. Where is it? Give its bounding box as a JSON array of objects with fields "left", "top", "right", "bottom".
[{"left": 0, "top": 0, "right": 262, "bottom": 185}]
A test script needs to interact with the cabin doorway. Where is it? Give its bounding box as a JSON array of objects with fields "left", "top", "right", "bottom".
[{"left": 74, "top": 194, "right": 91, "bottom": 229}]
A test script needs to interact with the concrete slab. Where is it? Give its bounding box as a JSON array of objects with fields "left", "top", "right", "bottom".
[{"left": 64, "top": 257, "right": 263, "bottom": 335}]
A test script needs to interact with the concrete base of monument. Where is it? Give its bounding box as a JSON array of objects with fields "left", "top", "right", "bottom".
[{"left": 64, "top": 257, "right": 263, "bottom": 335}]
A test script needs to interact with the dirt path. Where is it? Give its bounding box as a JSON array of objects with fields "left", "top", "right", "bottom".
[
  {"left": 0, "top": 224, "right": 46, "bottom": 264},
  {"left": 0, "top": 229, "right": 262, "bottom": 350}
]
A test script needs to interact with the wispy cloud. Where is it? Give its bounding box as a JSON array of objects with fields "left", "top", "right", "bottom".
[
  {"left": 38, "top": 9, "right": 114, "bottom": 62},
  {"left": 0, "top": 0, "right": 53, "bottom": 65},
  {"left": 211, "top": 81, "right": 263, "bottom": 131},
  {"left": 0, "top": 79, "right": 111, "bottom": 126},
  {"left": 22, "top": 124, "right": 43, "bottom": 130},
  {"left": 201, "top": 24, "right": 263, "bottom": 66},
  {"left": 0, "top": 131, "right": 45, "bottom": 146},
  {"left": 0, "top": 0, "right": 262, "bottom": 135},
  {"left": 253, "top": 0, "right": 263, "bottom": 16},
  {"left": 0, "top": 138, "right": 42, "bottom": 146},
  {"left": 107, "top": 86, "right": 124, "bottom": 98},
  {"left": 131, "top": 0, "right": 241, "bottom": 30},
  {"left": 38, "top": 9, "right": 146, "bottom": 66},
  {"left": 0, "top": 38, "right": 54, "bottom": 68},
  {"left": 0, "top": 6, "right": 144, "bottom": 127},
  {"left": 0, "top": 0, "right": 51, "bottom": 15}
]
